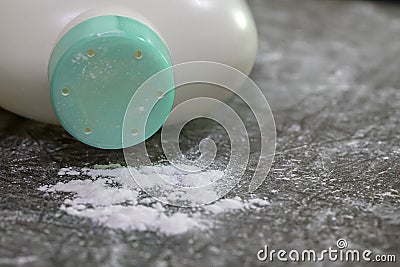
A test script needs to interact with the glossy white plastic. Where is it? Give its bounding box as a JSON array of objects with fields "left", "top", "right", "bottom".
[{"left": 0, "top": 0, "right": 258, "bottom": 125}]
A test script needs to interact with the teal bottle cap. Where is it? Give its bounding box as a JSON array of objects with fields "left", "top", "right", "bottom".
[{"left": 49, "top": 16, "right": 174, "bottom": 149}]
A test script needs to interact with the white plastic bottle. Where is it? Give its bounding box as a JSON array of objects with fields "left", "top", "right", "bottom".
[{"left": 0, "top": 0, "right": 258, "bottom": 149}]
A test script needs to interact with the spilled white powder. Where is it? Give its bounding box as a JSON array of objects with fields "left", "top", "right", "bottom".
[{"left": 39, "top": 165, "right": 270, "bottom": 236}]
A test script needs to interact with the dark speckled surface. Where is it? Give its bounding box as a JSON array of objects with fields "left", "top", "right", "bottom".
[{"left": 1, "top": 0, "right": 400, "bottom": 266}]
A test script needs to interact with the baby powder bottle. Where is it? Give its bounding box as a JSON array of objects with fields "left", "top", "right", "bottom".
[{"left": 0, "top": 0, "right": 258, "bottom": 149}]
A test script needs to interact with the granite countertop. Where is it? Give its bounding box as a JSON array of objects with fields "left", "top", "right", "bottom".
[{"left": 1, "top": 0, "right": 399, "bottom": 266}]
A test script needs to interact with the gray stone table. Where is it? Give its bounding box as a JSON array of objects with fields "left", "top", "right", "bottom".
[{"left": 1, "top": 0, "right": 399, "bottom": 266}]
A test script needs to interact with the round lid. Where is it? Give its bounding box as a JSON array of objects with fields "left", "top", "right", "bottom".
[{"left": 49, "top": 16, "right": 174, "bottom": 149}]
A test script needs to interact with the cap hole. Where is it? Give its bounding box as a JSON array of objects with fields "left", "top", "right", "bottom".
[
  {"left": 61, "top": 88, "right": 70, "bottom": 96},
  {"left": 156, "top": 91, "right": 164, "bottom": 99},
  {"left": 84, "top": 128, "right": 92, "bottom": 135},
  {"left": 87, "top": 49, "right": 95, "bottom": 57},
  {"left": 135, "top": 51, "right": 142, "bottom": 59}
]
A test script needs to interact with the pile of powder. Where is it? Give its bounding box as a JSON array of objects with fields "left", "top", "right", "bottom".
[{"left": 39, "top": 164, "right": 270, "bottom": 236}]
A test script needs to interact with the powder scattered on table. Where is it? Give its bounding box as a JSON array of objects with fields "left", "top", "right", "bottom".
[{"left": 39, "top": 164, "right": 270, "bottom": 236}]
